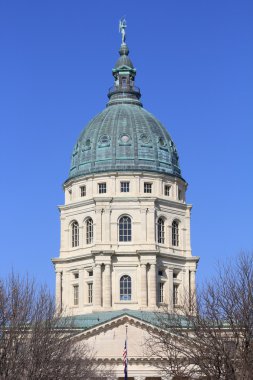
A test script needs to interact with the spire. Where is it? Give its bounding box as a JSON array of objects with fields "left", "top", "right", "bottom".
[{"left": 107, "top": 19, "right": 142, "bottom": 107}]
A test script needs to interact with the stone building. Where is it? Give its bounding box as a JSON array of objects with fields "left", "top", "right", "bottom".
[{"left": 52, "top": 23, "right": 199, "bottom": 379}]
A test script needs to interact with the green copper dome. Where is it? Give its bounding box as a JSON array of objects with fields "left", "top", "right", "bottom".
[{"left": 68, "top": 38, "right": 182, "bottom": 180}]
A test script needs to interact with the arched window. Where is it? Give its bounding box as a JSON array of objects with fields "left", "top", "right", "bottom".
[
  {"left": 72, "top": 221, "right": 79, "bottom": 247},
  {"left": 157, "top": 218, "right": 165, "bottom": 244},
  {"left": 120, "top": 275, "right": 131, "bottom": 301},
  {"left": 86, "top": 218, "right": 93, "bottom": 244},
  {"left": 119, "top": 216, "right": 131, "bottom": 242},
  {"left": 172, "top": 220, "right": 179, "bottom": 247}
]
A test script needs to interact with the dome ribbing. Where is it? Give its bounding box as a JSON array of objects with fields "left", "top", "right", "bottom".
[{"left": 68, "top": 38, "right": 182, "bottom": 180}]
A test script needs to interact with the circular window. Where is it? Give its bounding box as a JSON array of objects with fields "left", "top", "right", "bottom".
[
  {"left": 121, "top": 134, "right": 130, "bottom": 143},
  {"left": 99, "top": 135, "right": 110, "bottom": 144},
  {"left": 140, "top": 134, "right": 150, "bottom": 144}
]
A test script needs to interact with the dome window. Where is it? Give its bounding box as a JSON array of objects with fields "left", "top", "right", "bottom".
[
  {"left": 86, "top": 139, "right": 91, "bottom": 147},
  {"left": 140, "top": 134, "right": 150, "bottom": 144},
  {"left": 121, "top": 134, "right": 129, "bottom": 142},
  {"left": 119, "top": 134, "right": 131, "bottom": 145},
  {"left": 98, "top": 135, "right": 110, "bottom": 147},
  {"left": 159, "top": 137, "right": 166, "bottom": 147}
]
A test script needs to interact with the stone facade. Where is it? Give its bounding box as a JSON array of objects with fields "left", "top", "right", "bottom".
[{"left": 52, "top": 171, "right": 198, "bottom": 315}]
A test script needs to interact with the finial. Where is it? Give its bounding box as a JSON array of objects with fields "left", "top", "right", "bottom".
[{"left": 119, "top": 17, "right": 127, "bottom": 45}]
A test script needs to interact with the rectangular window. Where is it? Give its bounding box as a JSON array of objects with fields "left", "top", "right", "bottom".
[
  {"left": 159, "top": 282, "right": 164, "bottom": 303},
  {"left": 120, "top": 181, "right": 130, "bottom": 193},
  {"left": 73, "top": 285, "right": 79, "bottom": 306},
  {"left": 178, "top": 188, "right": 182, "bottom": 200},
  {"left": 88, "top": 283, "right": 93, "bottom": 304},
  {"left": 73, "top": 272, "right": 79, "bottom": 279},
  {"left": 80, "top": 185, "right": 86, "bottom": 197},
  {"left": 164, "top": 185, "right": 171, "bottom": 196},
  {"left": 88, "top": 270, "right": 93, "bottom": 277},
  {"left": 122, "top": 77, "right": 127, "bottom": 88},
  {"left": 144, "top": 182, "right": 152, "bottom": 193},
  {"left": 173, "top": 284, "right": 179, "bottom": 306},
  {"left": 98, "top": 183, "right": 106, "bottom": 194}
]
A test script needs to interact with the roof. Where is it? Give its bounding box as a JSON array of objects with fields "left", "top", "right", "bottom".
[
  {"left": 68, "top": 104, "right": 181, "bottom": 181},
  {"left": 60, "top": 309, "right": 190, "bottom": 330},
  {"left": 67, "top": 40, "right": 182, "bottom": 182}
]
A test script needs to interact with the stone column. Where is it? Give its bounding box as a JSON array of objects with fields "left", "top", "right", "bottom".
[
  {"left": 140, "top": 264, "right": 147, "bottom": 307},
  {"left": 93, "top": 264, "right": 102, "bottom": 308},
  {"left": 104, "top": 264, "right": 111, "bottom": 308},
  {"left": 166, "top": 267, "right": 174, "bottom": 312},
  {"left": 79, "top": 268, "right": 84, "bottom": 308},
  {"left": 149, "top": 263, "right": 157, "bottom": 308},
  {"left": 190, "top": 269, "right": 196, "bottom": 311},
  {"left": 183, "top": 268, "right": 190, "bottom": 310},
  {"left": 55, "top": 271, "right": 62, "bottom": 312}
]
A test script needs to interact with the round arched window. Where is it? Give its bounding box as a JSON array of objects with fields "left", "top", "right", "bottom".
[
  {"left": 172, "top": 220, "right": 179, "bottom": 246},
  {"left": 120, "top": 275, "right": 131, "bottom": 301},
  {"left": 157, "top": 218, "right": 165, "bottom": 244},
  {"left": 119, "top": 216, "right": 131, "bottom": 242},
  {"left": 71, "top": 221, "right": 79, "bottom": 247},
  {"left": 86, "top": 218, "right": 93, "bottom": 244}
]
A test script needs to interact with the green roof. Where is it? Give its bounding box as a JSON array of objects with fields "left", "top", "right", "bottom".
[
  {"left": 67, "top": 40, "right": 182, "bottom": 182},
  {"left": 62, "top": 309, "right": 189, "bottom": 330}
]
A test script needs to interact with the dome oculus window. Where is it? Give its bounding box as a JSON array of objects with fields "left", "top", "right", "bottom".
[
  {"left": 159, "top": 137, "right": 166, "bottom": 146},
  {"left": 140, "top": 134, "right": 150, "bottom": 144},
  {"left": 119, "top": 134, "right": 131, "bottom": 144},
  {"left": 120, "top": 275, "right": 132, "bottom": 301},
  {"left": 98, "top": 135, "right": 110, "bottom": 147}
]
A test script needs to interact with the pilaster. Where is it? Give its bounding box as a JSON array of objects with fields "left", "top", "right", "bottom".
[
  {"left": 149, "top": 263, "right": 157, "bottom": 308},
  {"left": 93, "top": 264, "right": 102, "bottom": 309},
  {"left": 104, "top": 264, "right": 111, "bottom": 308},
  {"left": 140, "top": 264, "right": 147, "bottom": 307},
  {"left": 55, "top": 271, "right": 62, "bottom": 312}
]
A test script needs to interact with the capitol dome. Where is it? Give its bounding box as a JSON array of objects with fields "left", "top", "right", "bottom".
[{"left": 68, "top": 40, "right": 182, "bottom": 181}]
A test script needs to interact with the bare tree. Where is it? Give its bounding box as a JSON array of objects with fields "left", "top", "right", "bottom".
[
  {"left": 146, "top": 252, "right": 253, "bottom": 380},
  {"left": 0, "top": 273, "right": 111, "bottom": 379}
]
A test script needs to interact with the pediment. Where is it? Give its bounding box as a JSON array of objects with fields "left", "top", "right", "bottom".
[
  {"left": 72, "top": 313, "right": 159, "bottom": 341},
  {"left": 72, "top": 314, "right": 158, "bottom": 361}
]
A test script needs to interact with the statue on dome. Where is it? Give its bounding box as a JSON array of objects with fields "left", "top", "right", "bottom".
[{"left": 119, "top": 17, "right": 127, "bottom": 45}]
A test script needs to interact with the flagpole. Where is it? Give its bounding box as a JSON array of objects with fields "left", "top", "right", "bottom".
[{"left": 124, "top": 324, "right": 128, "bottom": 380}]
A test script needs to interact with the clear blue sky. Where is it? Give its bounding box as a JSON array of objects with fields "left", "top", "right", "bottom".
[{"left": 0, "top": 0, "right": 252, "bottom": 291}]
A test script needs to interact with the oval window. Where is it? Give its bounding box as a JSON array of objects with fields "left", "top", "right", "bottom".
[
  {"left": 99, "top": 135, "right": 110, "bottom": 144},
  {"left": 121, "top": 135, "right": 130, "bottom": 143}
]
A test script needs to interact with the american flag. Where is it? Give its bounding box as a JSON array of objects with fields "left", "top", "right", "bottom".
[{"left": 123, "top": 339, "right": 128, "bottom": 379}]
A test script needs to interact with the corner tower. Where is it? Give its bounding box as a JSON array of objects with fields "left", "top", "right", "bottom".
[{"left": 52, "top": 22, "right": 199, "bottom": 315}]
